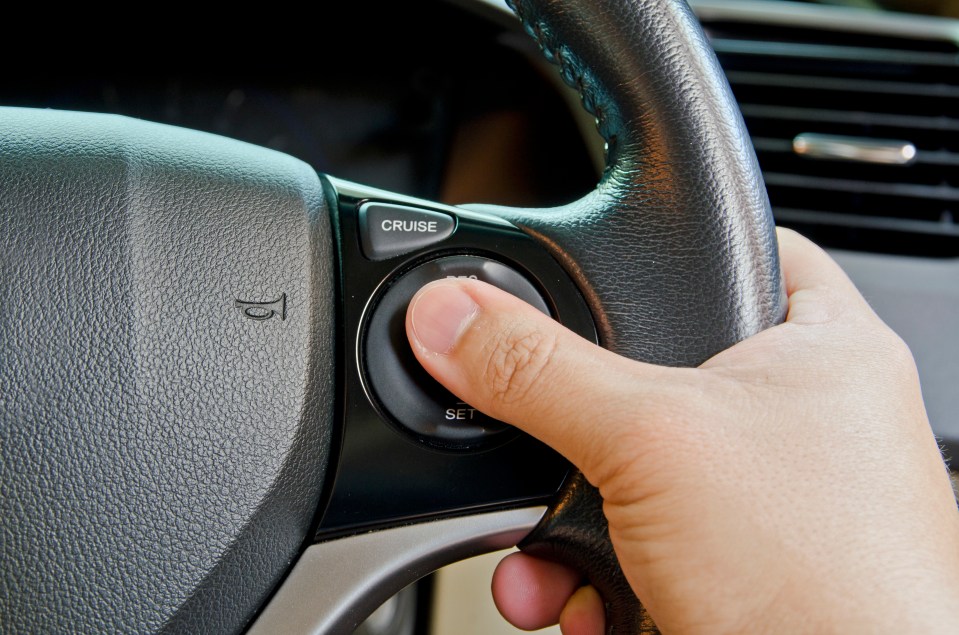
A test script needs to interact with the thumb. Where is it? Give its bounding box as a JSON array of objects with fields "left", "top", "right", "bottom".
[{"left": 404, "top": 278, "right": 680, "bottom": 475}]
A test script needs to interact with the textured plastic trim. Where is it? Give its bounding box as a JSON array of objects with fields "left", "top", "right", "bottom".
[{"left": 248, "top": 507, "right": 546, "bottom": 635}]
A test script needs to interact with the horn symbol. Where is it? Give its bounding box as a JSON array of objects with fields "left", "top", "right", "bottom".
[{"left": 234, "top": 294, "right": 286, "bottom": 321}]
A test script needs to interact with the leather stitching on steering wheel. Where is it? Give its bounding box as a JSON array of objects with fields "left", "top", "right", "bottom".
[{"left": 507, "top": 0, "right": 618, "bottom": 160}]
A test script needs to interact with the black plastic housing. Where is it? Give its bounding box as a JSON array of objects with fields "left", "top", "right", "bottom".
[{"left": 315, "top": 177, "right": 597, "bottom": 538}]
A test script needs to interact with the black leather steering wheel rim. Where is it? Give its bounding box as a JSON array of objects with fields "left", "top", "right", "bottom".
[
  {"left": 0, "top": 1, "right": 784, "bottom": 633},
  {"left": 488, "top": 1, "right": 785, "bottom": 631}
]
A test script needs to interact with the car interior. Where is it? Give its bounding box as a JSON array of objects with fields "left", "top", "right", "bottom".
[{"left": 2, "top": 0, "right": 958, "bottom": 633}]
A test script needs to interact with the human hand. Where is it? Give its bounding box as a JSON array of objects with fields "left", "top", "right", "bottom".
[{"left": 405, "top": 228, "right": 959, "bottom": 634}]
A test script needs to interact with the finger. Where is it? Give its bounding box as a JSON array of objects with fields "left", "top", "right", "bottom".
[
  {"left": 559, "top": 585, "right": 606, "bottom": 635},
  {"left": 405, "top": 278, "right": 683, "bottom": 472},
  {"left": 775, "top": 227, "right": 871, "bottom": 324},
  {"left": 491, "top": 552, "right": 581, "bottom": 631}
]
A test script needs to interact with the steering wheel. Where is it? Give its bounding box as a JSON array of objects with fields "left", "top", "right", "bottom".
[{"left": 0, "top": 0, "right": 784, "bottom": 633}]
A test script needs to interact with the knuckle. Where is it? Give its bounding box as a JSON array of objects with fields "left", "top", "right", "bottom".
[
  {"left": 866, "top": 322, "right": 917, "bottom": 372},
  {"left": 481, "top": 324, "right": 558, "bottom": 408},
  {"left": 881, "top": 330, "right": 920, "bottom": 380},
  {"left": 885, "top": 330, "right": 915, "bottom": 364}
]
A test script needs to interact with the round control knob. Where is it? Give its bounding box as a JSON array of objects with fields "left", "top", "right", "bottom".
[{"left": 363, "top": 255, "right": 550, "bottom": 449}]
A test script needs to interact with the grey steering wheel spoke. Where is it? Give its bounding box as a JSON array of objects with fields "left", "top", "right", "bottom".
[{"left": 250, "top": 506, "right": 547, "bottom": 634}]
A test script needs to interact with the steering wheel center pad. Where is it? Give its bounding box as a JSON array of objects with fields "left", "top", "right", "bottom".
[{"left": 0, "top": 108, "right": 336, "bottom": 633}]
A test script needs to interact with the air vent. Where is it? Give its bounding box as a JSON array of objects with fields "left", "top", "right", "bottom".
[{"left": 700, "top": 11, "right": 959, "bottom": 256}]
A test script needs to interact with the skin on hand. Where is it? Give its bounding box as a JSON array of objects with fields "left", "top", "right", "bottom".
[
  {"left": 488, "top": 552, "right": 585, "bottom": 631},
  {"left": 405, "top": 228, "right": 959, "bottom": 634}
]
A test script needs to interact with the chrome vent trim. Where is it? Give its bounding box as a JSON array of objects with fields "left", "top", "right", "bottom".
[{"left": 791, "top": 134, "right": 917, "bottom": 166}]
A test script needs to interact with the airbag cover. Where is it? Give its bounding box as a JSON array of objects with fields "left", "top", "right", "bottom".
[{"left": 0, "top": 108, "right": 335, "bottom": 634}]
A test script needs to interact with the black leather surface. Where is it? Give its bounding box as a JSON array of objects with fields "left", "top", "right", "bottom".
[
  {"left": 519, "top": 472, "right": 659, "bottom": 634},
  {"left": 0, "top": 109, "right": 335, "bottom": 634},
  {"left": 498, "top": 0, "right": 787, "bottom": 632}
]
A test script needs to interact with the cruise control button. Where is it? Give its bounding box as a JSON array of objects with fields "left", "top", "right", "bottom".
[
  {"left": 359, "top": 202, "right": 455, "bottom": 260},
  {"left": 363, "top": 256, "right": 550, "bottom": 449}
]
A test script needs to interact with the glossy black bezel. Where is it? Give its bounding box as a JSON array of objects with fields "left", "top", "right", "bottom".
[{"left": 315, "top": 177, "right": 597, "bottom": 538}]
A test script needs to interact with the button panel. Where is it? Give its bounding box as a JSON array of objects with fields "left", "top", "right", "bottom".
[
  {"left": 363, "top": 256, "right": 549, "bottom": 448},
  {"left": 319, "top": 176, "right": 597, "bottom": 534},
  {"left": 359, "top": 202, "right": 455, "bottom": 260}
]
